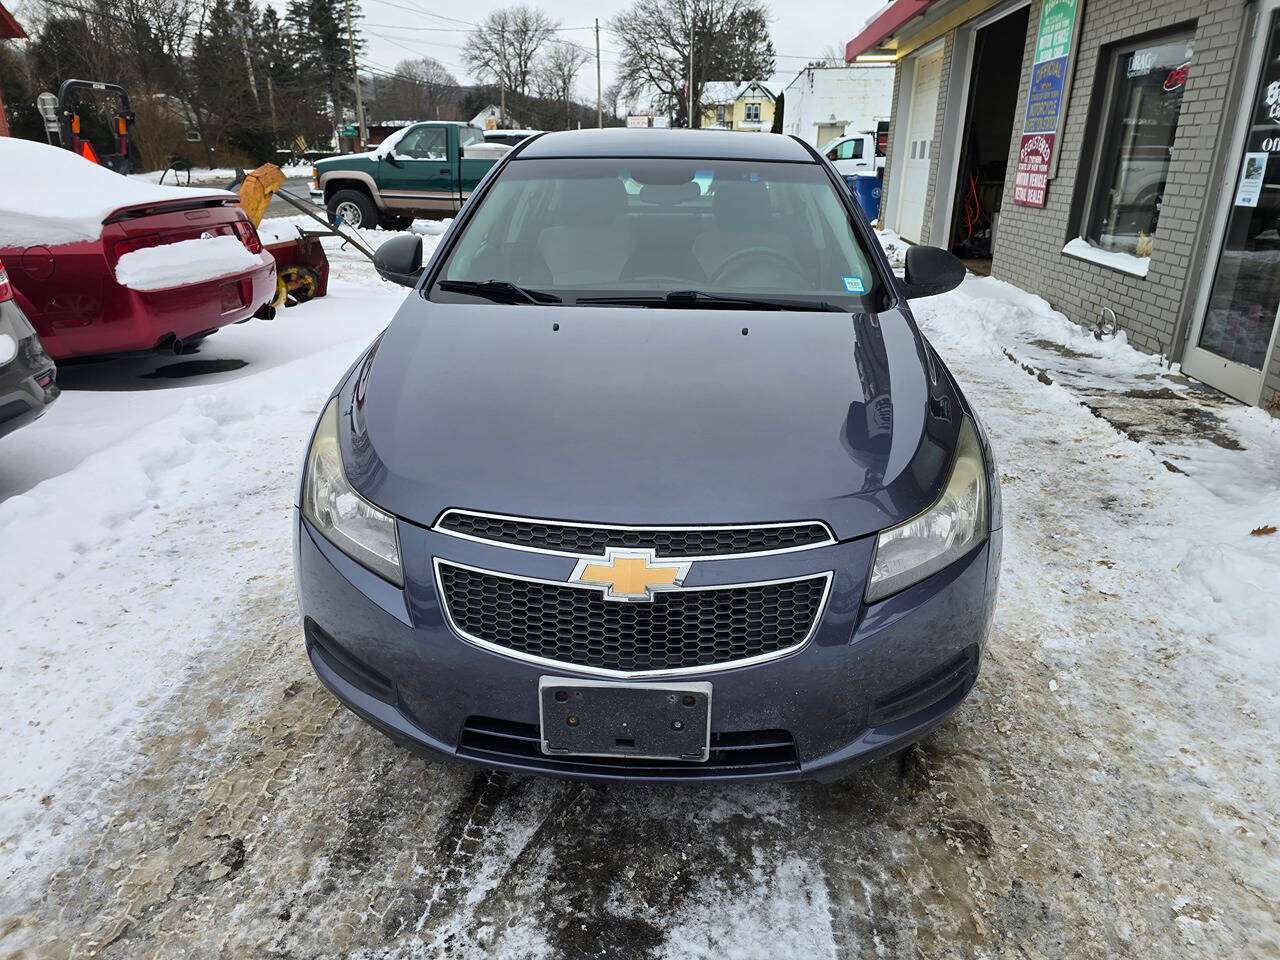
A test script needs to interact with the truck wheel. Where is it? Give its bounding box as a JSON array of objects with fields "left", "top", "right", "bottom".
[
  {"left": 379, "top": 214, "right": 414, "bottom": 231},
  {"left": 328, "top": 189, "right": 376, "bottom": 229}
]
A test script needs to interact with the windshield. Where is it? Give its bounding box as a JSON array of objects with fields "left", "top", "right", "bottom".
[{"left": 431, "top": 157, "right": 882, "bottom": 310}]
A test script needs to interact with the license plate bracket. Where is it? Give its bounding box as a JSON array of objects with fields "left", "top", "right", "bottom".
[{"left": 538, "top": 677, "right": 712, "bottom": 762}]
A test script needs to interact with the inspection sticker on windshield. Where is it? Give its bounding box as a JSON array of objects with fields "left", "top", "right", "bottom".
[{"left": 842, "top": 276, "right": 865, "bottom": 293}]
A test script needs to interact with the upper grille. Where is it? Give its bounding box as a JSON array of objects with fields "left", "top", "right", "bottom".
[
  {"left": 437, "top": 562, "right": 829, "bottom": 675},
  {"left": 435, "top": 511, "right": 832, "bottom": 558}
]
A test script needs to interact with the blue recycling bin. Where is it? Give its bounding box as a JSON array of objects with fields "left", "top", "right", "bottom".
[{"left": 846, "top": 174, "right": 882, "bottom": 222}]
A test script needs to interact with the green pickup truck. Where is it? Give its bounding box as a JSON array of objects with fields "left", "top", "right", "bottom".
[{"left": 312, "top": 121, "right": 503, "bottom": 229}]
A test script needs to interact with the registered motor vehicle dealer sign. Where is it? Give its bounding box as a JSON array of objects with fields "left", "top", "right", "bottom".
[{"left": 1014, "top": 134, "right": 1054, "bottom": 208}]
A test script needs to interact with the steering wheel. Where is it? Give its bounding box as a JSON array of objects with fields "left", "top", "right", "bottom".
[{"left": 710, "top": 246, "right": 807, "bottom": 286}]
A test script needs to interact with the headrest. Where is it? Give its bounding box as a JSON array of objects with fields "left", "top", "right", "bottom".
[
  {"left": 562, "top": 177, "right": 628, "bottom": 226},
  {"left": 711, "top": 179, "right": 772, "bottom": 230}
]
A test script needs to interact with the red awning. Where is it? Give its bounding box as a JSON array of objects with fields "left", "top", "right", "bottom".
[
  {"left": 0, "top": 1, "right": 28, "bottom": 39},
  {"left": 845, "top": 0, "right": 942, "bottom": 61}
]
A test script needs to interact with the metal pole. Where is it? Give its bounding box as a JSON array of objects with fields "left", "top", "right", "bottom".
[
  {"left": 595, "top": 19, "right": 602, "bottom": 128},
  {"left": 344, "top": 0, "right": 367, "bottom": 144}
]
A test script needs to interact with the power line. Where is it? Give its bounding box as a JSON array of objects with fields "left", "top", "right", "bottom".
[{"left": 361, "top": 0, "right": 475, "bottom": 27}]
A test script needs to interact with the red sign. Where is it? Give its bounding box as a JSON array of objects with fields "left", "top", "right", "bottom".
[
  {"left": 1013, "top": 133, "right": 1054, "bottom": 207},
  {"left": 1163, "top": 62, "right": 1190, "bottom": 92}
]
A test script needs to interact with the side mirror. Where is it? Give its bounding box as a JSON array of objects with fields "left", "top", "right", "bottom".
[
  {"left": 384, "top": 154, "right": 402, "bottom": 167},
  {"left": 373, "top": 233, "right": 425, "bottom": 287},
  {"left": 901, "top": 245, "right": 967, "bottom": 299}
]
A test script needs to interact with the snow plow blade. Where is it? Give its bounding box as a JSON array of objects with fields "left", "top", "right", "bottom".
[{"left": 230, "top": 163, "right": 376, "bottom": 308}]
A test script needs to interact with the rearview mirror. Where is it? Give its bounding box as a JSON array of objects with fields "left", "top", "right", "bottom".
[
  {"left": 901, "top": 246, "right": 966, "bottom": 299},
  {"left": 373, "top": 233, "right": 424, "bottom": 287}
]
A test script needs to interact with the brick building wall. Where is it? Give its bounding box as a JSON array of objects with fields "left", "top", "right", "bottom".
[
  {"left": 878, "top": 0, "right": 1280, "bottom": 411},
  {"left": 992, "top": 0, "right": 1250, "bottom": 359},
  {"left": 878, "top": 61, "right": 905, "bottom": 221},
  {"left": 919, "top": 32, "right": 958, "bottom": 247}
]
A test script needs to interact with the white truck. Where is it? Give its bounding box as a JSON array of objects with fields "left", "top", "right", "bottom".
[{"left": 819, "top": 125, "right": 887, "bottom": 177}]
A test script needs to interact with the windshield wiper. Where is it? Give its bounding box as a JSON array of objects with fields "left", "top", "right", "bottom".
[
  {"left": 577, "top": 290, "right": 839, "bottom": 311},
  {"left": 437, "top": 279, "right": 562, "bottom": 304}
]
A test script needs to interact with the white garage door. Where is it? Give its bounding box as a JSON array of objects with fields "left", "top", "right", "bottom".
[{"left": 896, "top": 49, "right": 943, "bottom": 244}]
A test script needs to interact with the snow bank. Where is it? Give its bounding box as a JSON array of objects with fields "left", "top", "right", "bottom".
[
  {"left": 875, "top": 227, "right": 909, "bottom": 269},
  {"left": 0, "top": 138, "right": 236, "bottom": 249},
  {"left": 256, "top": 214, "right": 451, "bottom": 247},
  {"left": 114, "top": 234, "right": 261, "bottom": 291},
  {"left": 129, "top": 163, "right": 312, "bottom": 185},
  {"left": 905, "top": 267, "right": 1280, "bottom": 671},
  {"left": 0, "top": 279, "right": 402, "bottom": 877}
]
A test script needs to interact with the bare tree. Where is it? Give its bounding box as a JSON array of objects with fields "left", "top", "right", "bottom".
[
  {"left": 610, "top": 0, "right": 774, "bottom": 128},
  {"left": 813, "top": 43, "right": 845, "bottom": 68},
  {"left": 535, "top": 41, "right": 589, "bottom": 129},
  {"left": 375, "top": 56, "right": 458, "bottom": 120},
  {"left": 464, "top": 4, "right": 558, "bottom": 114},
  {"left": 602, "top": 79, "right": 624, "bottom": 121}
]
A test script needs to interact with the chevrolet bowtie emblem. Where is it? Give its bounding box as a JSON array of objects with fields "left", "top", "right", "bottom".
[{"left": 570, "top": 549, "right": 692, "bottom": 602}]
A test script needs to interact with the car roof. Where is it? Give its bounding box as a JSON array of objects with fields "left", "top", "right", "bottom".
[{"left": 516, "top": 128, "right": 815, "bottom": 162}]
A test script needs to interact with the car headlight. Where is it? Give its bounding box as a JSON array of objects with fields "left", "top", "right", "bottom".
[
  {"left": 866, "top": 416, "right": 988, "bottom": 603},
  {"left": 302, "top": 397, "right": 403, "bottom": 586}
]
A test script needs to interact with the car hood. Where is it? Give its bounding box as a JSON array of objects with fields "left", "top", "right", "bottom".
[{"left": 341, "top": 301, "right": 963, "bottom": 542}]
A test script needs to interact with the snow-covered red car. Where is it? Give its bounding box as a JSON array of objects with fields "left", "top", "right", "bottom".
[{"left": 0, "top": 139, "right": 276, "bottom": 361}]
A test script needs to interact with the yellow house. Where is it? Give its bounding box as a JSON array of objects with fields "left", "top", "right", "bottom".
[{"left": 701, "top": 81, "right": 776, "bottom": 132}]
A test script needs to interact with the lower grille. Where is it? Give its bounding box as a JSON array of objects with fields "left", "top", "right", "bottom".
[
  {"left": 459, "top": 716, "right": 799, "bottom": 778},
  {"left": 437, "top": 562, "right": 829, "bottom": 675}
]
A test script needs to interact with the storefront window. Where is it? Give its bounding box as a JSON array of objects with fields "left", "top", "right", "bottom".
[
  {"left": 1084, "top": 31, "right": 1195, "bottom": 256},
  {"left": 1197, "top": 11, "right": 1280, "bottom": 372}
]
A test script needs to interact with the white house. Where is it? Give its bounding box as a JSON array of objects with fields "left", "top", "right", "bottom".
[
  {"left": 469, "top": 105, "right": 523, "bottom": 130},
  {"left": 781, "top": 64, "right": 895, "bottom": 148}
]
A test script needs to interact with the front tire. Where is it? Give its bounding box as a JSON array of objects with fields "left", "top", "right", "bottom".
[{"left": 327, "top": 189, "right": 377, "bottom": 230}]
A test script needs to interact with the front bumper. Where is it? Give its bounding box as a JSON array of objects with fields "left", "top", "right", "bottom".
[{"left": 295, "top": 513, "right": 1001, "bottom": 783}]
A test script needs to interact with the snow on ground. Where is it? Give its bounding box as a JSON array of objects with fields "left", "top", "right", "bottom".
[
  {"left": 129, "top": 163, "right": 313, "bottom": 186},
  {"left": 258, "top": 214, "right": 452, "bottom": 246},
  {"left": 0, "top": 139, "right": 235, "bottom": 247},
  {"left": 922, "top": 274, "right": 1280, "bottom": 669},
  {"left": 0, "top": 228, "right": 437, "bottom": 878},
  {"left": 114, "top": 234, "right": 262, "bottom": 290},
  {"left": 1, "top": 232, "right": 1278, "bottom": 958}
]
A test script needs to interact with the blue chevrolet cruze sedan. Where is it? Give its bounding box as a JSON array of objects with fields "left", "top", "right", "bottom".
[{"left": 294, "top": 129, "right": 1002, "bottom": 783}]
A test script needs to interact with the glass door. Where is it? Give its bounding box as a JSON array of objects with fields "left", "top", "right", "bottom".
[{"left": 1184, "top": 4, "right": 1280, "bottom": 402}]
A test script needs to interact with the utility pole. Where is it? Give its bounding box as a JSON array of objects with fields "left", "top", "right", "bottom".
[
  {"left": 595, "top": 19, "right": 602, "bottom": 128},
  {"left": 687, "top": 12, "right": 694, "bottom": 128},
  {"left": 499, "top": 35, "right": 507, "bottom": 126},
  {"left": 344, "top": 0, "right": 367, "bottom": 144}
]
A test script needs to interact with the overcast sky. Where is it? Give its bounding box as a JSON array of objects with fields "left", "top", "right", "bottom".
[{"left": 333, "top": 0, "right": 886, "bottom": 106}]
